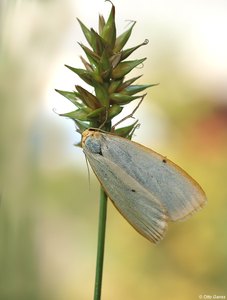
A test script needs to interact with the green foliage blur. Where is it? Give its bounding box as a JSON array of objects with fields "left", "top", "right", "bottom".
[{"left": 1, "top": 1, "right": 227, "bottom": 299}]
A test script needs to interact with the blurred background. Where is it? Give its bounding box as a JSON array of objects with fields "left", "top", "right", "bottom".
[{"left": 1, "top": 0, "right": 227, "bottom": 299}]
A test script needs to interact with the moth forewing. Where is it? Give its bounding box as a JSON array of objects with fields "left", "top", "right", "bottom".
[
  {"left": 91, "top": 131, "right": 207, "bottom": 221},
  {"left": 83, "top": 147, "right": 168, "bottom": 243}
]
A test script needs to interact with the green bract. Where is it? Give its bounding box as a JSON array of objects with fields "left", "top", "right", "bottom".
[{"left": 56, "top": 3, "right": 157, "bottom": 139}]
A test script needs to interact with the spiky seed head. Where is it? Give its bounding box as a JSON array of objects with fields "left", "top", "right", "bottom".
[{"left": 57, "top": 3, "right": 157, "bottom": 139}]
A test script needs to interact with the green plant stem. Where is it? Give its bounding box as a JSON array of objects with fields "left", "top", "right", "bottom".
[{"left": 93, "top": 187, "right": 108, "bottom": 300}]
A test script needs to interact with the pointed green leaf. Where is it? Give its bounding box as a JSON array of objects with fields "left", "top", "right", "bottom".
[
  {"left": 55, "top": 89, "right": 84, "bottom": 108},
  {"left": 101, "top": 4, "right": 116, "bottom": 49},
  {"left": 91, "top": 29, "right": 108, "bottom": 56},
  {"left": 65, "top": 65, "right": 93, "bottom": 85},
  {"left": 114, "top": 120, "right": 139, "bottom": 138},
  {"left": 114, "top": 21, "right": 136, "bottom": 52},
  {"left": 80, "top": 56, "right": 93, "bottom": 72},
  {"left": 79, "top": 43, "right": 100, "bottom": 61},
  {"left": 122, "top": 84, "right": 156, "bottom": 95},
  {"left": 127, "top": 124, "right": 139, "bottom": 140},
  {"left": 95, "top": 83, "right": 110, "bottom": 106},
  {"left": 111, "top": 58, "right": 146, "bottom": 79},
  {"left": 108, "top": 79, "right": 123, "bottom": 94},
  {"left": 60, "top": 108, "right": 92, "bottom": 121},
  {"left": 55, "top": 89, "right": 78, "bottom": 102},
  {"left": 92, "top": 72, "right": 104, "bottom": 84},
  {"left": 87, "top": 107, "right": 106, "bottom": 119},
  {"left": 79, "top": 43, "right": 100, "bottom": 72},
  {"left": 108, "top": 104, "right": 123, "bottom": 119},
  {"left": 74, "top": 119, "right": 91, "bottom": 134},
  {"left": 99, "top": 14, "right": 106, "bottom": 34},
  {"left": 109, "top": 53, "right": 122, "bottom": 69},
  {"left": 117, "top": 75, "right": 142, "bottom": 91},
  {"left": 110, "top": 93, "right": 140, "bottom": 104},
  {"left": 65, "top": 65, "right": 103, "bottom": 86},
  {"left": 99, "top": 48, "right": 111, "bottom": 80},
  {"left": 77, "top": 18, "right": 95, "bottom": 49},
  {"left": 75, "top": 85, "right": 101, "bottom": 109},
  {"left": 121, "top": 39, "right": 149, "bottom": 60}
]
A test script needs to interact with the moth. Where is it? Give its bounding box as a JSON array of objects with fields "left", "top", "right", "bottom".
[{"left": 82, "top": 129, "right": 207, "bottom": 243}]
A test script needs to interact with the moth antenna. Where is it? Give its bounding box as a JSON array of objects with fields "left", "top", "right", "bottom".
[
  {"left": 98, "top": 107, "right": 108, "bottom": 130},
  {"left": 112, "top": 94, "right": 146, "bottom": 130},
  {"left": 85, "top": 155, "right": 91, "bottom": 191}
]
